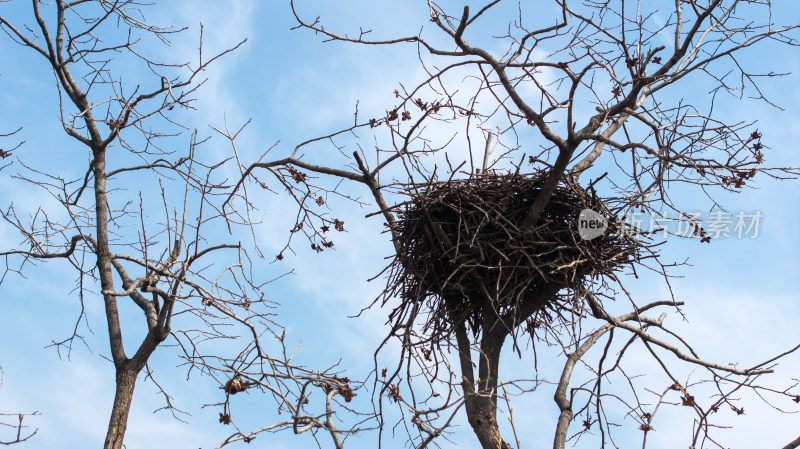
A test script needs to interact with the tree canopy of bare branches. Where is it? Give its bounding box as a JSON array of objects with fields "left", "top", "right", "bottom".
[
  {"left": 0, "top": 2, "right": 370, "bottom": 448},
  {"left": 218, "top": 1, "right": 800, "bottom": 448},
  {"left": 1, "top": 1, "right": 799, "bottom": 449}
]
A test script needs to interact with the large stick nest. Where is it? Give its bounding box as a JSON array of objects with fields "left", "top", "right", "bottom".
[{"left": 385, "top": 173, "right": 640, "bottom": 340}]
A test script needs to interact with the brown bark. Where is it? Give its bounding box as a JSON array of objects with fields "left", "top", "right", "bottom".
[
  {"left": 782, "top": 435, "right": 800, "bottom": 449},
  {"left": 104, "top": 367, "right": 139, "bottom": 449},
  {"left": 471, "top": 329, "right": 512, "bottom": 449},
  {"left": 91, "top": 135, "right": 139, "bottom": 449},
  {"left": 101, "top": 327, "right": 167, "bottom": 448},
  {"left": 455, "top": 284, "right": 561, "bottom": 449},
  {"left": 456, "top": 318, "right": 513, "bottom": 449}
]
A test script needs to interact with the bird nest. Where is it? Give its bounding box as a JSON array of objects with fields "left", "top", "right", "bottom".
[{"left": 384, "top": 173, "right": 640, "bottom": 340}]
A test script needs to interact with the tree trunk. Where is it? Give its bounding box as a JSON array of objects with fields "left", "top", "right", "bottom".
[
  {"left": 104, "top": 367, "right": 139, "bottom": 449},
  {"left": 456, "top": 318, "right": 513, "bottom": 449},
  {"left": 472, "top": 327, "right": 513, "bottom": 449},
  {"left": 454, "top": 282, "right": 559, "bottom": 448}
]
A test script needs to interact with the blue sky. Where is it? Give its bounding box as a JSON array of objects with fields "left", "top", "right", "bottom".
[{"left": 1, "top": 1, "right": 799, "bottom": 448}]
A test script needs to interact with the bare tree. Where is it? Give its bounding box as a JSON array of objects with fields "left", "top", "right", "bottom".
[
  {"left": 3, "top": 1, "right": 798, "bottom": 448},
  {"left": 219, "top": 1, "right": 800, "bottom": 448},
  {"left": 0, "top": 2, "right": 372, "bottom": 448}
]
